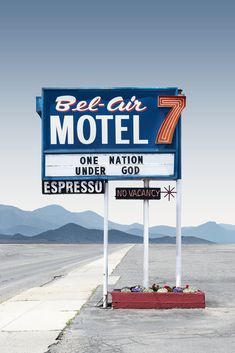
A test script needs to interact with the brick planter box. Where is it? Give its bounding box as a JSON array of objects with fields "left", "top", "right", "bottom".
[{"left": 112, "top": 290, "right": 205, "bottom": 309}]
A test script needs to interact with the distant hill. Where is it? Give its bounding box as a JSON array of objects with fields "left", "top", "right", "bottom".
[
  {"left": 0, "top": 224, "right": 143, "bottom": 244},
  {"left": 0, "top": 204, "right": 120, "bottom": 235},
  {"left": 220, "top": 223, "right": 235, "bottom": 231},
  {"left": 181, "top": 222, "right": 235, "bottom": 243},
  {"left": 2, "top": 225, "right": 44, "bottom": 237},
  {"left": 116, "top": 223, "right": 235, "bottom": 243},
  {"left": 0, "top": 204, "right": 234, "bottom": 243},
  {"left": 0, "top": 205, "right": 59, "bottom": 235},
  {"left": 0, "top": 223, "right": 213, "bottom": 244}
]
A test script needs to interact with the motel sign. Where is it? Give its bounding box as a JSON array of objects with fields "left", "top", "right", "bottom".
[
  {"left": 36, "top": 87, "right": 186, "bottom": 308},
  {"left": 36, "top": 88, "right": 186, "bottom": 183}
]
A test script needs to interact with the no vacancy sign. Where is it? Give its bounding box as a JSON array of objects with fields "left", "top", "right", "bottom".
[{"left": 36, "top": 88, "right": 185, "bottom": 192}]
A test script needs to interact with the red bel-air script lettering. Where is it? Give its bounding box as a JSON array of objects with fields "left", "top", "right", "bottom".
[{"left": 55, "top": 96, "right": 147, "bottom": 113}]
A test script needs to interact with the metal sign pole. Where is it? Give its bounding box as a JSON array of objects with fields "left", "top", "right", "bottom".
[
  {"left": 176, "top": 179, "right": 182, "bottom": 287},
  {"left": 103, "top": 181, "right": 109, "bottom": 308},
  {"left": 143, "top": 179, "right": 149, "bottom": 288}
]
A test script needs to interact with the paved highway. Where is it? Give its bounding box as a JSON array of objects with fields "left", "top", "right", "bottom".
[{"left": 0, "top": 244, "right": 122, "bottom": 303}]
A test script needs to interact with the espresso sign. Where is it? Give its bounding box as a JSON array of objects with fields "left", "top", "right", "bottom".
[
  {"left": 116, "top": 187, "right": 161, "bottom": 200},
  {"left": 37, "top": 88, "right": 185, "bottom": 181},
  {"left": 42, "top": 180, "right": 105, "bottom": 194}
]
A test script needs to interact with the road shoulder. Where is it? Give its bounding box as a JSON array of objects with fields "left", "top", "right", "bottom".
[{"left": 0, "top": 245, "right": 133, "bottom": 353}]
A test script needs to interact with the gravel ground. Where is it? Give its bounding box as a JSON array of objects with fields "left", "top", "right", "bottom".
[{"left": 48, "top": 244, "right": 235, "bottom": 353}]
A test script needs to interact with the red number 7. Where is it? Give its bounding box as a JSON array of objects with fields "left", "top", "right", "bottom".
[{"left": 157, "top": 96, "right": 186, "bottom": 144}]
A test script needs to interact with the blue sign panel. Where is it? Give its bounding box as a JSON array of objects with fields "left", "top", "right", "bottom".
[{"left": 37, "top": 88, "right": 185, "bottom": 181}]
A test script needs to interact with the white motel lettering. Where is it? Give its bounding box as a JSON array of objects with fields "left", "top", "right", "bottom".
[{"left": 50, "top": 115, "right": 148, "bottom": 145}]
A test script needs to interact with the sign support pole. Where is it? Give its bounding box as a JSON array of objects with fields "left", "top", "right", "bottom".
[
  {"left": 103, "top": 181, "right": 109, "bottom": 308},
  {"left": 143, "top": 179, "right": 149, "bottom": 288},
  {"left": 176, "top": 179, "right": 182, "bottom": 287}
]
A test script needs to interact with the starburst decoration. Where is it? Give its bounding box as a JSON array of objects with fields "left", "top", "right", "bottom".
[{"left": 161, "top": 185, "right": 177, "bottom": 201}]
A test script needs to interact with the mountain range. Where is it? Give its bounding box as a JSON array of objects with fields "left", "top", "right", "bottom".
[
  {"left": 0, "top": 223, "right": 212, "bottom": 244},
  {"left": 0, "top": 204, "right": 234, "bottom": 244}
]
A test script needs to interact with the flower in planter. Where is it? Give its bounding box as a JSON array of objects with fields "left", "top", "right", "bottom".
[
  {"left": 119, "top": 283, "right": 200, "bottom": 294},
  {"left": 183, "top": 287, "right": 198, "bottom": 293},
  {"left": 151, "top": 283, "right": 160, "bottom": 292},
  {"left": 173, "top": 287, "right": 183, "bottom": 293},
  {"left": 130, "top": 285, "right": 145, "bottom": 292},
  {"left": 143, "top": 288, "right": 154, "bottom": 293},
  {"left": 164, "top": 285, "right": 173, "bottom": 292},
  {"left": 157, "top": 287, "right": 168, "bottom": 293},
  {"left": 121, "top": 287, "right": 131, "bottom": 292}
]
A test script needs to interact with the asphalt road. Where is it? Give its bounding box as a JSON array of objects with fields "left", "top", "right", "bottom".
[
  {"left": 49, "top": 244, "right": 235, "bottom": 353},
  {"left": 0, "top": 244, "right": 123, "bottom": 303}
]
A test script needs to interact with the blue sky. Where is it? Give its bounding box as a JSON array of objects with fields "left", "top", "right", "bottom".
[{"left": 0, "top": 0, "right": 234, "bottom": 226}]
